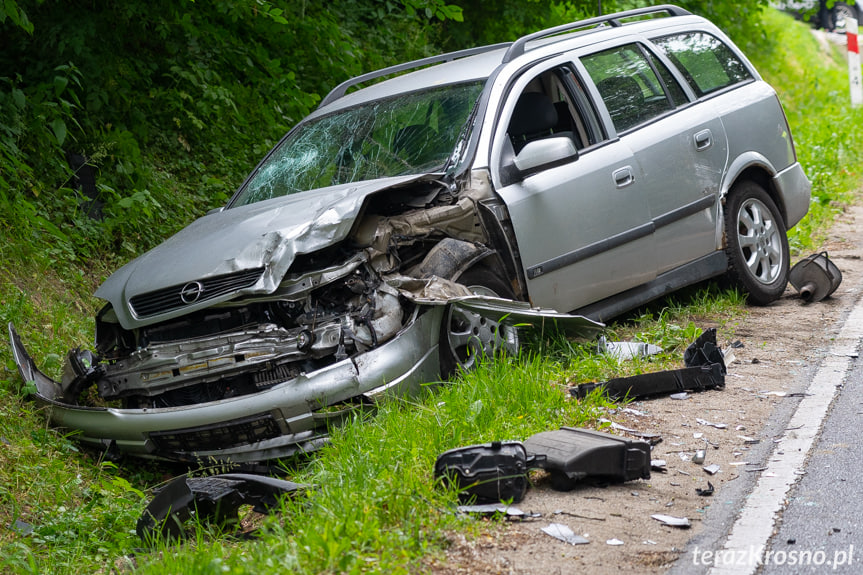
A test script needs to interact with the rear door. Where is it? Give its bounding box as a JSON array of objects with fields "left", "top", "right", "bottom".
[{"left": 580, "top": 42, "right": 728, "bottom": 276}]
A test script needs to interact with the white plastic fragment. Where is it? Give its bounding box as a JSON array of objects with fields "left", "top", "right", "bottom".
[
  {"left": 696, "top": 418, "right": 728, "bottom": 429},
  {"left": 606, "top": 538, "right": 625, "bottom": 546},
  {"left": 541, "top": 523, "right": 590, "bottom": 545},
  {"left": 651, "top": 514, "right": 691, "bottom": 528},
  {"left": 703, "top": 463, "right": 721, "bottom": 475}
]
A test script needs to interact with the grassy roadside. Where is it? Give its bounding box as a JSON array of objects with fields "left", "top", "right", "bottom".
[{"left": 1, "top": 9, "right": 863, "bottom": 575}]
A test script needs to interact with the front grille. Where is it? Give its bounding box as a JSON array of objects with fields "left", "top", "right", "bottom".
[
  {"left": 148, "top": 412, "right": 281, "bottom": 453},
  {"left": 129, "top": 267, "right": 265, "bottom": 318}
]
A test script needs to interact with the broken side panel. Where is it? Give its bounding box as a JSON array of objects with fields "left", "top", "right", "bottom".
[
  {"left": 523, "top": 427, "right": 650, "bottom": 491},
  {"left": 433, "top": 440, "right": 539, "bottom": 503}
]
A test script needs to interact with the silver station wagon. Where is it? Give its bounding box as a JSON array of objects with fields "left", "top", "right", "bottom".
[{"left": 9, "top": 5, "right": 810, "bottom": 463}]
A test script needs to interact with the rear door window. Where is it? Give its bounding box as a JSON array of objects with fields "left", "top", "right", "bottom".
[
  {"left": 652, "top": 32, "right": 753, "bottom": 97},
  {"left": 581, "top": 44, "right": 675, "bottom": 133}
]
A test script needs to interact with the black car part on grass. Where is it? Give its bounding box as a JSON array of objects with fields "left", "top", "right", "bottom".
[
  {"left": 434, "top": 441, "right": 542, "bottom": 503},
  {"left": 522, "top": 427, "right": 651, "bottom": 491},
  {"left": 434, "top": 428, "right": 651, "bottom": 503},
  {"left": 572, "top": 328, "right": 726, "bottom": 400},
  {"left": 137, "top": 473, "right": 306, "bottom": 542}
]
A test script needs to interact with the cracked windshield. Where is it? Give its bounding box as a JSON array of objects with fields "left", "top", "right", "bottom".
[{"left": 233, "top": 81, "right": 484, "bottom": 206}]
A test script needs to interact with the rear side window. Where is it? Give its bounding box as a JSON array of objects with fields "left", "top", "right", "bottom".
[
  {"left": 581, "top": 44, "right": 674, "bottom": 133},
  {"left": 652, "top": 32, "right": 752, "bottom": 97}
]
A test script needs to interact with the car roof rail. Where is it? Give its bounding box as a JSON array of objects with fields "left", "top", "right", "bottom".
[
  {"left": 502, "top": 4, "right": 691, "bottom": 63},
  {"left": 318, "top": 42, "right": 512, "bottom": 108}
]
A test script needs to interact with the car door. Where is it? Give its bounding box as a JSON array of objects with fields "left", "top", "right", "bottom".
[
  {"left": 490, "top": 60, "right": 657, "bottom": 314},
  {"left": 581, "top": 42, "right": 728, "bottom": 276}
]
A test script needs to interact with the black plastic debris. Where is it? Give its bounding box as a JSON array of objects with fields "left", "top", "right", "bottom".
[
  {"left": 573, "top": 329, "right": 725, "bottom": 400},
  {"left": 696, "top": 481, "right": 715, "bottom": 496},
  {"left": 789, "top": 252, "right": 842, "bottom": 302},
  {"left": 523, "top": 427, "right": 651, "bottom": 491},
  {"left": 434, "top": 441, "right": 541, "bottom": 503},
  {"left": 137, "top": 473, "right": 305, "bottom": 542},
  {"left": 456, "top": 504, "right": 540, "bottom": 519}
]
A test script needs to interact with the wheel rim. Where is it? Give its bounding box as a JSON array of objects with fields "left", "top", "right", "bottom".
[
  {"left": 834, "top": 6, "right": 855, "bottom": 30},
  {"left": 445, "top": 285, "right": 518, "bottom": 371},
  {"left": 736, "top": 197, "right": 784, "bottom": 285}
]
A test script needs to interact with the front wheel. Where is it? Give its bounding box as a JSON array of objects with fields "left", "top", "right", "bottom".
[
  {"left": 439, "top": 263, "right": 519, "bottom": 377},
  {"left": 724, "top": 181, "right": 789, "bottom": 305}
]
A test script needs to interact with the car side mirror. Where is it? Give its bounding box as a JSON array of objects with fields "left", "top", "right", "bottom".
[{"left": 512, "top": 137, "right": 578, "bottom": 177}]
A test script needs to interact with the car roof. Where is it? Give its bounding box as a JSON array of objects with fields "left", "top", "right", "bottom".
[{"left": 306, "top": 6, "right": 720, "bottom": 119}]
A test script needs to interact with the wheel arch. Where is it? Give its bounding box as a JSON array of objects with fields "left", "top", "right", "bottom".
[{"left": 718, "top": 154, "right": 788, "bottom": 248}]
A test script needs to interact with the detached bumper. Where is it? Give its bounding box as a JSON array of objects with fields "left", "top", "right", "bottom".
[{"left": 7, "top": 310, "right": 442, "bottom": 463}]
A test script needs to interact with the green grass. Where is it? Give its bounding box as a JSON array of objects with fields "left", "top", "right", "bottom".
[{"left": 1, "top": 8, "right": 862, "bottom": 574}]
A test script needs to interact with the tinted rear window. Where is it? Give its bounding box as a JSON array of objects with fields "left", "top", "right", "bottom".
[{"left": 652, "top": 32, "right": 752, "bottom": 97}]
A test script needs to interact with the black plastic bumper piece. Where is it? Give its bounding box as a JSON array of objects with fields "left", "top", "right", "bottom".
[
  {"left": 136, "top": 473, "right": 306, "bottom": 541},
  {"left": 573, "top": 328, "right": 726, "bottom": 400},
  {"left": 523, "top": 427, "right": 651, "bottom": 491}
]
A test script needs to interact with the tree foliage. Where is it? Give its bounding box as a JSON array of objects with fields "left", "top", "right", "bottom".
[{"left": 0, "top": 0, "right": 767, "bottom": 265}]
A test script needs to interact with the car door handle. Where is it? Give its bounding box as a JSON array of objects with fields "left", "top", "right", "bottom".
[
  {"left": 694, "top": 129, "right": 712, "bottom": 151},
  {"left": 612, "top": 166, "right": 634, "bottom": 188}
]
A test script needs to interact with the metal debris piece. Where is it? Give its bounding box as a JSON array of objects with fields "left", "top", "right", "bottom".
[
  {"left": 696, "top": 481, "right": 715, "bottom": 496},
  {"left": 137, "top": 473, "right": 306, "bottom": 542},
  {"left": 607, "top": 538, "right": 625, "bottom": 545},
  {"left": 703, "top": 464, "right": 721, "bottom": 475},
  {"left": 692, "top": 450, "right": 706, "bottom": 464},
  {"left": 598, "top": 336, "right": 663, "bottom": 361},
  {"left": 696, "top": 418, "right": 728, "bottom": 429},
  {"left": 651, "top": 514, "right": 691, "bottom": 528},
  {"left": 789, "top": 251, "right": 842, "bottom": 302},
  {"left": 542, "top": 523, "right": 590, "bottom": 545}
]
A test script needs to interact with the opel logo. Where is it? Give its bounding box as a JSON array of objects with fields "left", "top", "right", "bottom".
[{"left": 180, "top": 281, "right": 204, "bottom": 304}]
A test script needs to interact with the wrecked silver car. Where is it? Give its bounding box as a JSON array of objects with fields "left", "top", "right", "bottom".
[{"left": 9, "top": 5, "right": 810, "bottom": 463}]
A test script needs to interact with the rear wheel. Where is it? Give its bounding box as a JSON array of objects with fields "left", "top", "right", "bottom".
[
  {"left": 439, "top": 263, "right": 519, "bottom": 377},
  {"left": 724, "top": 181, "right": 789, "bottom": 305}
]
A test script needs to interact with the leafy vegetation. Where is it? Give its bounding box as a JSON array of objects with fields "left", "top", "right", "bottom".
[{"left": 1, "top": 2, "right": 862, "bottom": 574}]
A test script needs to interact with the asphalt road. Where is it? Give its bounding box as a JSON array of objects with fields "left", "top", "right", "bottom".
[{"left": 760, "top": 354, "right": 863, "bottom": 574}]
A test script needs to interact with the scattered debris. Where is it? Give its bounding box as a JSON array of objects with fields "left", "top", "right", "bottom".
[
  {"left": 457, "top": 504, "right": 539, "bottom": 519},
  {"left": 696, "top": 418, "right": 728, "bottom": 429},
  {"left": 11, "top": 519, "right": 33, "bottom": 536},
  {"left": 542, "top": 523, "right": 590, "bottom": 545},
  {"left": 137, "top": 473, "right": 306, "bottom": 542},
  {"left": 703, "top": 464, "right": 721, "bottom": 475},
  {"left": 651, "top": 459, "right": 667, "bottom": 472},
  {"left": 789, "top": 251, "right": 842, "bottom": 303},
  {"left": 552, "top": 510, "right": 606, "bottom": 521},
  {"left": 670, "top": 392, "right": 690, "bottom": 400},
  {"left": 696, "top": 482, "right": 715, "bottom": 496},
  {"left": 607, "top": 538, "right": 625, "bottom": 546},
  {"left": 598, "top": 336, "right": 663, "bottom": 361},
  {"left": 435, "top": 441, "right": 539, "bottom": 503},
  {"left": 692, "top": 450, "right": 706, "bottom": 464},
  {"left": 599, "top": 419, "right": 663, "bottom": 441},
  {"left": 651, "top": 514, "right": 691, "bottom": 528}
]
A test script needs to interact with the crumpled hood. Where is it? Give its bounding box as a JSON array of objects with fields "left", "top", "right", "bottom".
[{"left": 97, "top": 175, "right": 425, "bottom": 330}]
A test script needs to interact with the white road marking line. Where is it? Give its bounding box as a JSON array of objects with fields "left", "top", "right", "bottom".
[{"left": 707, "top": 297, "right": 863, "bottom": 575}]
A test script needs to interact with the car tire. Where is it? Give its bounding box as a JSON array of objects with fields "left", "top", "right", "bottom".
[
  {"left": 724, "top": 181, "right": 789, "bottom": 305},
  {"left": 833, "top": 3, "right": 858, "bottom": 31},
  {"left": 439, "top": 263, "right": 519, "bottom": 377}
]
